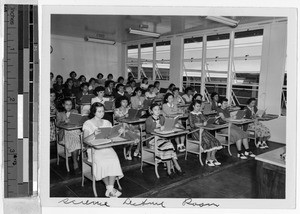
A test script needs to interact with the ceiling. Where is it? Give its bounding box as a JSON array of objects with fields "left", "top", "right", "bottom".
[{"left": 51, "top": 15, "right": 283, "bottom": 43}]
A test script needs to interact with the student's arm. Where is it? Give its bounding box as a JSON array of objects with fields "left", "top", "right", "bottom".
[{"left": 56, "top": 112, "right": 66, "bottom": 126}]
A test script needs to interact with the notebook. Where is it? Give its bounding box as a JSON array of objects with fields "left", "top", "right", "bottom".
[
  {"left": 143, "top": 99, "right": 154, "bottom": 109},
  {"left": 235, "top": 110, "right": 246, "bottom": 119},
  {"left": 104, "top": 101, "right": 114, "bottom": 110},
  {"left": 205, "top": 116, "right": 220, "bottom": 125},
  {"left": 94, "top": 124, "right": 123, "bottom": 139},
  {"left": 81, "top": 94, "right": 94, "bottom": 104},
  {"left": 125, "top": 109, "right": 143, "bottom": 121},
  {"left": 202, "top": 103, "right": 212, "bottom": 114},
  {"left": 256, "top": 109, "right": 267, "bottom": 117},
  {"left": 68, "top": 113, "right": 89, "bottom": 125},
  {"left": 163, "top": 115, "right": 180, "bottom": 131}
]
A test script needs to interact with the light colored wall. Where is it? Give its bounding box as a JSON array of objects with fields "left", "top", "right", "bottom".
[
  {"left": 261, "top": 117, "right": 286, "bottom": 144},
  {"left": 51, "top": 35, "right": 122, "bottom": 82}
]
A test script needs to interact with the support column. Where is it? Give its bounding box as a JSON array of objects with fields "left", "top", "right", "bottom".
[
  {"left": 201, "top": 35, "right": 207, "bottom": 100},
  {"left": 137, "top": 44, "right": 141, "bottom": 79},
  {"left": 226, "top": 31, "right": 235, "bottom": 104},
  {"left": 169, "top": 36, "right": 184, "bottom": 91},
  {"left": 152, "top": 42, "right": 156, "bottom": 81}
]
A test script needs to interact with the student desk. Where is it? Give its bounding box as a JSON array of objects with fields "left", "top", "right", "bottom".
[
  {"left": 82, "top": 136, "right": 135, "bottom": 197},
  {"left": 141, "top": 128, "right": 189, "bottom": 178},
  {"left": 56, "top": 123, "right": 83, "bottom": 172},
  {"left": 255, "top": 147, "right": 286, "bottom": 198}
]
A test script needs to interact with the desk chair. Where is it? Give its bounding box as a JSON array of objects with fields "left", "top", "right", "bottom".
[
  {"left": 215, "top": 124, "right": 233, "bottom": 156},
  {"left": 184, "top": 120, "right": 204, "bottom": 166},
  {"left": 56, "top": 126, "right": 71, "bottom": 172},
  {"left": 80, "top": 133, "right": 122, "bottom": 197}
]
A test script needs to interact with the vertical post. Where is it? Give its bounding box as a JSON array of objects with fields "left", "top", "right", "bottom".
[
  {"left": 201, "top": 35, "right": 207, "bottom": 100},
  {"left": 137, "top": 44, "right": 141, "bottom": 79},
  {"left": 226, "top": 31, "right": 235, "bottom": 105},
  {"left": 153, "top": 41, "right": 156, "bottom": 81}
]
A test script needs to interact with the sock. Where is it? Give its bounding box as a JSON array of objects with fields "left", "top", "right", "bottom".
[
  {"left": 245, "top": 149, "right": 250, "bottom": 152},
  {"left": 238, "top": 150, "right": 243, "bottom": 154},
  {"left": 106, "top": 185, "right": 114, "bottom": 192}
]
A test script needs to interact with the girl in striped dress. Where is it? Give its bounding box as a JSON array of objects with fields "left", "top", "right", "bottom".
[
  {"left": 56, "top": 98, "right": 81, "bottom": 171},
  {"left": 145, "top": 103, "right": 185, "bottom": 179}
]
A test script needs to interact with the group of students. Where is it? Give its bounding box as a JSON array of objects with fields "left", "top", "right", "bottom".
[{"left": 50, "top": 71, "right": 271, "bottom": 198}]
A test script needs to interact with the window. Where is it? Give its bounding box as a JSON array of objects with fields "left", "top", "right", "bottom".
[
  {"left": 127, "top": 45, "right": 138, "bottom": 78},
  {"left": 155, "top": 40, "right": 171, "bottom": 80},
  {"left": 140, "top": 43, "right": 154, "bottom": 80}
]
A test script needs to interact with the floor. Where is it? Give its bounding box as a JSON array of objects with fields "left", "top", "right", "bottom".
[{"left": 50, "top": 140, "right": 284, "bottom": 198}]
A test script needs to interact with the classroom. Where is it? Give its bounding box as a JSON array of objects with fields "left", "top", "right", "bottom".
[{"left": 47, "top": 8, "right": 289, "bottom": 201}]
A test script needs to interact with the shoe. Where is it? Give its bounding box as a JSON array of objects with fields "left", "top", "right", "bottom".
[
  {"left": 261, "top": 142, "right": 269, "bottom": 149},
  {"left": 255, "top": 141, "right": 262, "bottom": 148},
  {"left": 259, "top": 144, "right": 266, "bottom": 149},
  {"left": 133, "top": 151, "right": 141, "bottom": 158},
  {"left": 212, "top": 159, "right": 221, "bottom": 166},
  {"left": 175, "top": 169, "right": 185, "bottom": 176},
  {"left": 167, "top": 172, "right": 176, "bottom": 179},
  {"left": 205, "top": 160, "right": 215, "bottom": 167},
  {"left": 237, "top": 153, "right": 247, "bottom": 160},
  {"left": 125, "top": 154, "right": 132, "bottom": 160},
  {"left": 107, "top": 188, "right": 122, "bottom": 197},
  {"left": 244, "top": 151, "right": 256, "bottom": 158},
  {"left": 177, "top": 144, "right": 186, "bottom": 152}
]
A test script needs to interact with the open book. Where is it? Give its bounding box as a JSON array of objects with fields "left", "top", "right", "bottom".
[
  {"left": 94, "top": 124, "right": 123, "bottom": 139},
  {"left": 154, "top": 115, "right": 181, "bottom": 133},
  {"left": 104, "top": 100, "right": 114, "bottom": 110},
  {"left": 68, "top": 113, "right": 89, "bottom": 125},
  {"left": 256, "top": 108, "right": 267, "bottom": 117},
  {"left": 81, "top": 94, "right": 95, "bottom": 104},
  {"left": 205, "top": 116, "right": 221, "bottom": 125}
]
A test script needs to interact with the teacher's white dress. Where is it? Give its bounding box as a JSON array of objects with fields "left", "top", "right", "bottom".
[{"left": 82, "top": 119, "right": 124, "bottom": 181}]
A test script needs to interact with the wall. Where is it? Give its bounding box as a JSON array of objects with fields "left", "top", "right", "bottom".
[{"left": 51, "top": 35, "right": 122, "bottom": 81}]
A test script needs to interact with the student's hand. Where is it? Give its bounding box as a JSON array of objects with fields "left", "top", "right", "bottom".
[
  {"left": 65, "top": 118, "right": 70, "bottom": 124},
  {"left": 118, "top": 127, "right": 125, "bottom": 135},
  {"left": 203, "top": 121, "right": 208, "bottom": 126},
  {"left": 125, "top": 113, "right": 129, "bottom": 117},
  {"left": 160, "top": 125, "right": 165, "bottom": 131}
]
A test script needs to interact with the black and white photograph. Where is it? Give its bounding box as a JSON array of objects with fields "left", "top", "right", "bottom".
[{"left": 38, "top": 1, "right": 298, "bottom": 212}]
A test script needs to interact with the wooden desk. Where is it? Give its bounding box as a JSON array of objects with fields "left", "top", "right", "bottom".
[
  {"left": 82, "top": 136, "right": 135, "bottom": 197},
  {"left": 255, "top": 147, "right": 286, "bottom": 198},
  {"left": 141, "top": 128, "right": 189, "bottom": 178}
]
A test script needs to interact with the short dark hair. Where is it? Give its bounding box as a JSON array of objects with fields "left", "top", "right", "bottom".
[
  {"left": 147, "top": 84, "right": 154, "bottom": 91},
  {"left": 63, "top": 97, "right": 73, "bottom": 104},
  {"left": 154, "top": 81, "right": 160, "bottom": 87},
  {"left": 80, "top": 82, "right": 89, "bottom": 88},
  {"left": 93, "top": 86, "right": 105, "bottom": 95},
  {"left": 184, "top": 87, "right": 193, "bottom": 94},
  {"left": 107, "top": 73, "right": 113, "bottom": 79},
  {"left": 211, "top": 92, "right": 219, "bottom": 100},
  {"left": 115, "top": 84, "right": 124, "bottom": 91},
  {"left": 56, "top": 75, "right": 63, "bottom": 81},
  {"left": 247, "top": 98, "right": 256, "bottom": 105},
  {"left": 115, "top": 95, "right": 129, "bottom": 108},
  {"left": 172, "top": 87, "right": 179, "bottom": 92},
  {"left": 97, "top": 73, "right": 103, "bottom": 79},
  {"left": 69, "top": 71, "right": 77, "bottom": 77},
  {"left": 219, "top": 97, "right": 228, "bottom": 104},
  {"left": 192, "top": 93, "right": 202, "bottom": 102},
  {"left": 89, "top": 102, "right": 105, "bottom": 119},
  {"left": 78, "top": 75, "right": 86, "bottom": 81},
  {"left": 168, "top": 83, "right": 175, "bottom": 90},
  {"left": 105, "top": 80, "right": 114, "bottom": 87},
  {"left": 149, "top": 102, "right": 160, "bottom": 111},
  {"left": 142, "top": 77, "right": 148, "bottom": 83},
  {"left": 133, "top": 87, "right": 142, "bottom": 96},
  {"left": 117, "top": 76, "right": 124, "bottom": 83},
  {"left": 163, "top": 92, "right": 174, "bottom": 104},
  {"left": 189, "top": 99, "right": 202, "bottom": 111},
  {"left": 89, "top": 78, "right": 96, "bottom": 84},
  {"left": 50, "top": 88, "right": 56, "bottom": 94}
]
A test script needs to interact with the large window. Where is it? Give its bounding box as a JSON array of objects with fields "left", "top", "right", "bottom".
[
  {"left": 155, "top": 41, "right": 171, "bottom": 80},
  {"left": 127, "top": 45, "right": 138, "bottom": 78},
  {"left": 140, "top": 43, "right": 154, "bottom": 80}
]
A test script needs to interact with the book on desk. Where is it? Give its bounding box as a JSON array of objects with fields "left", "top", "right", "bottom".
[
  {"left": 68, "top": 113, "right": 89, "bottom": 125},
  {"left": 94, "top": 124, "right": 123, "bottom": 140}
]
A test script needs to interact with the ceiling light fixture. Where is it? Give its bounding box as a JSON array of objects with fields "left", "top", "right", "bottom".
[
  {"left": 206, "top": 16, "right": 239, "bottom": 28},
  {"left": 128, "top": 28, "right": 160, "bottom": 38},
  {"left": 84, "top": 36, "right": 116, "bottom": 45}
]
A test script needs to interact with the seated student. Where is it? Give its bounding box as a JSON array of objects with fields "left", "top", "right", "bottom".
[
  {"left": 244, "top": 98, "right": 271, "bottom": 149},
  {"left": 126, "top": 75, "right": 134, "bottom": 84},
  {"left": 75, "top": 82, "right": 93, "bottom": 105},
  {"left": 145, "top": 103, "right": 185, "bottom": 179},
  {"left": 62, "top": 78, "right": 78, "bottom": 98},
  {"left": 88, "top": 78, "right": 97, "bottom": 92},
  {"left": 182, "top": 87, "right": 194, "bottom": 104},
  {"left": 50, "top": 89, "right": 58, "bottom": 142},
  {"left": 162, "top": 93, "right": 185, "bottom": 152},
  {"left": 192, "top": 93, "right": 203, "bottom": 101},
  {"left": 166, "top": 83, "right": 176, "bottom": 94},
  {"left": 96, "top": 73, "right": 105, "bottom": 86},
  {"left": 172, "top": 87, "right": 185, "bottom": 106},
  {"left": 188, "top": 100, "right": 222, "bottom": 166},
  {"left": 117, "top": 76, "right": 125, "bottom": 85},
  {"left": 217, "top": 97, "right": 256, "bottom": 159},
  {"left": 125, "top": 80, "right": 136, "bottom": 96},
  {"left": 56, "top": 98, "right": 81, "bottom": 173},
  {"left": 53, "top": 75, "right": 64, "bottom": 100},
  {"left": 77, "top": 75, "right": 87, "bottom": 86},
  {"left": 106, "top": 73, "right": 114, "bottom": 82},
  {"left": 140, "top": 77, "right": 149, "bottom": 91},
  {"left": 83, "top": 102, "right": 123, "bottom": 197},
  {"left": 145, "top": 84, "right": 157, "bottom": 99},
  {"left": 153, "top": 81, "right": 160, "bottom": 95},
  {"left": 50, "top": 72, "right": 55, "bottom": 88},
  {"left": 92, "top": 86, "right": 111, "bottom": 105},
  {"left": 130, "top": 87, "right": 145, "bottom": 110},
  {"left": 104, "top": 80, "right": 115, "bottom": 97},
  {"left": 210, "top": 92, "right": 220, "bottom": 111},
  {"left": 114, "top": 84, "right": 127, "bottom": 100},
  {"left": 114, "top": 96, "right": 140, "bottom": 160},
  {"left": 69, "top": 71, "right": 80, "bottom": 88}
]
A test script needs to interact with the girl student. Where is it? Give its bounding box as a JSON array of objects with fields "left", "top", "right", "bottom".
[
  {"left": 140, "top": 77, "right": 149, "bottom": 90},
  {"left": 172, "top": 87, "right": 185, "bottom": 106},
  {"left": 162, "top": 93, "right": 186, "bottom": 152},
  {"left": 153, "top": 80, "right": 161, "bottom": 95},
  {"left": 217, "top": 97, "right": 256, "bottom": 159},
  {"left": 83, "top": 102, "right": 123, "bottom": 197},
  {"left": 91, "top": 86, "right": 111, "bottom": 105},
  {"left": 104, "top": 80, "right": 115, "bottom": 97},
  {"left": 188, "top": 100, "right": 223, "bottom": 166},
  {"left": 50, "top": 89, "right": 57, "bottom": 142},
  {"left": 244, "top": 98, "right": 271, "bottom": 149},
  {"left": 114, "top": 96, "right": 141, "bottom": 159},
  {"left": 145, "top": 102, "right": 185, "bottom": 179},
  {"left": 130, "top": 87, "right": 145, "bottom": 110},
  {"left": 88, "top": 78, "right": 97, "bottom": 92},
  {"left": 182, "top": 87, "right": 194, "bottom": 104},
  {"left": 56, "top": 97, "right": 81, "bottom": 173},
  {"left": 96, "top": 73, "right": 105, "bottom": 86},
  {"left": 210, "top": 92, "right": 219, "bottom": 112},
  {"left": 166, "top": 83, "right": 176, "bottom": 94},
  {"left": 145, "top": 84, "right": 157, "bottom": 99}
]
